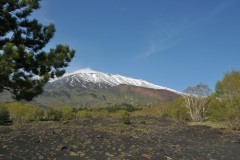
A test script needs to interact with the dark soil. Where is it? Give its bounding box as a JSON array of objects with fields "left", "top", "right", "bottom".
[{"left": 0, "top": 117, "right": 240, "bottom": 160}]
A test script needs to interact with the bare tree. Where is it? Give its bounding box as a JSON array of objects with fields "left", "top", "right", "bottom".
[{"left": 183, "top": 83, "right": 212, "bottom": 122}]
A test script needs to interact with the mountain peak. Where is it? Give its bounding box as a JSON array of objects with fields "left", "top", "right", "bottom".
[
  {"left": 29, "top": 68, "right": 183, "bottom": 107},
  {"left": 50, "top": 68, "right": 182, "bottom": 95},
  {"left": 71, "top": 68, "right": 100, "bottom": 74}
]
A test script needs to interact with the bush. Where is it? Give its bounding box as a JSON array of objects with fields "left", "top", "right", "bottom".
[
  {"left": 90, "top": 108, "right": 110, "bottom": 119},
  {"left": 62, "top": 107, "right": 75, "bottom": 121},
  {"left": 208, "top": 95, "right": 240, "bottom": 130},
  {"left": 140, "top": 119, "right": 146, "bottom": 124},
  {"left": 208, "top": 71, "right": 240, "bottom": 130},
  {"left": 45, "top": 108, "right": 63, "bottom": 121},
  {"left": 122, "top": 111, "right": 131, "bottom": 124},
  {"left": 7, "top": 102, "right": 43, "bottom": 123},
  {"left": 207, "top": 95, "right": 226, "bottom": 121},
  {"left": 0, "top": 104, "right": 10, "bottom": 123},
  {"left": 132, "top": 103, "right": 167, "bottom": 117},
  {"left": 164, "top": 98, "right": 190, "bottom": 122},
  {"left": 33, "top": 109, "right": 45, "bottom": 121},
  {"left": 77, "top": 110, "right": 92, "bottom": 119},
  {"left": 108, "top": 103, "right": 141, "bottom": 112}
]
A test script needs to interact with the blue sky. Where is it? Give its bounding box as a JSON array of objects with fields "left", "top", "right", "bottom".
[{"left": 33, "top": 0, "right": 240, "bottom": 91}]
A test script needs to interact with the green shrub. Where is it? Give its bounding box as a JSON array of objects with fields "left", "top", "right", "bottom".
[
  {"left": 208, "top": 95, "right": 240, "bottom": 130},
  {"left": 77, "top": 110, "right": 92, "bottom": 119},
  {"left": 108, "top": 103, "right": 141, "bottom": 113},
  {"left": 210, "top": 70, "right": 240, "bottom": 130},
  {"left": 90, "top": 108, "right": 110, "bottom": 119},
  {"left": 207, "top": 95, "right": 226, "bottom": 121},
  {"left": 0, "top": 104, "right": 10, "bottom": 123},
  {"left": 140, "top": 119, "right": 146, "bottom": 124},
  {"left": 7, "top": 102, "right": 43, "bottom": 123},
  {"left": 164, "top": 98, "right": 190, "bottom": 122},
  {"left": 45, "top": 108, "right": 63, "bottom": 121},
  {"left": 33, "top": 109, "right": 45, "bottom": 121},
  {"left": 122, "top": 111, "right": 131, "bottom": 124},
  {"left": 132, "top": 103, "right": 167, "bottom": 117},
  {"left": 62, "top": 107, "right": 75, "bottom": 121}
]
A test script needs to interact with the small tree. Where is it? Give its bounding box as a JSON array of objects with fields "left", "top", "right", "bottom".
[
  {"left": 183, "top": 83, "right": 212, "bottom": 122},
  {"left": 215, "top": 71, "right": 240, "bottom": 98},
  {"left": 0, "top": 0, "right": 75, "bottom": 101},
  {"left": 164, "top": 97, "right": 190, "bottom": 122},
  {"left": 211, "top": 71, "right": 240, "bottom": 130}
]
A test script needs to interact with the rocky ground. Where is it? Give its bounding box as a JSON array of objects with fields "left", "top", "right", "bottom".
[{"left": 0, "top": 117, "right": 240, "bottom": 160}]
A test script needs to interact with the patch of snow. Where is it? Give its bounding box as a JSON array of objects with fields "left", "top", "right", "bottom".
[{"left": 50, "top": 68, "right": 182, "bottom": 94}]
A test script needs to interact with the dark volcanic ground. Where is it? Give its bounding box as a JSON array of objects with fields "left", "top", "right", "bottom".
[{"left": 0, "top": 117, "right": 240, "bottom": 160}]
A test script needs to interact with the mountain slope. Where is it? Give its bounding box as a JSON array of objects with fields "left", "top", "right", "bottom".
[
  {"left": 0, "top": 70, "right": 181, "bottom": 108},
  {"left": 49, "top": 71, "right": 181, "bottom": 94},
  {"left": 30, "top": 71, "right": 181, "bottom": 108}
]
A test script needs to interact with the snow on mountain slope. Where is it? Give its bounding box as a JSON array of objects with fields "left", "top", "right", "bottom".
[{"left": 50, "top": 68, "right": 182, "bottom": 95}]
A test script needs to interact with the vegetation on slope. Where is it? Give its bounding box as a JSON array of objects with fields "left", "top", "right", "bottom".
[{"left": 0, "top": 70, "right": 240, "bottom": 131}]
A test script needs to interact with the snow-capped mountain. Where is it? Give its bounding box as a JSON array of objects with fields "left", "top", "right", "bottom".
[
  {"left": 0, "top": 68, "right": 182, "bottom": 108},
  {"left": 28, "top": 68, "right": 181, "bottom": 108},
  {"left": 50, "top": 69, "right": 182, "bottom": 95}
]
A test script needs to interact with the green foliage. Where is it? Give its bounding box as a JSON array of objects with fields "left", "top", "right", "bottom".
[
  {"left": 207, "top": 95, "right": 226, "bottom": 121},
  {"left": 224, "top": 97, "right": 240, "bottom": 130},
  {"left": 45, "top": 108, "right": 63, "bottom": 121},
  {"left": 62, "top": 107, "right": 75, "bottom": 121},
  {"left": 0, "top": 104, "right": 10, "bottom": 123},
  {"left": 107, "top": 103, "right": 141, "bottom": 112},
  {"left": 164, "top": 97, "right": 190, "bottom": 122},
  {"left": 215, "top": 71, "right": 240, "bottom": 97},
  {"left": 208, "top": 71, "right": 240, "bottom": 130},
  {"left": 122, "top": 111, "right": 131, "bottom": 124},
  {"left": 0, "top": 0, "right": 75, "bottom": 101},
  {"left": 3, "top": 102, "right": 78, "bottom": 123},
  {"left": 29, "top": 84, "right": 166, "bottom": 108},
  {"left": 208, "top": 95, "right": 240, "bottom": 130},
  {"left": 7, "top": 102, "right": 44, "bottom": 123},
  {"left": 87, "top": 108, "right": 110, "bottom": 119},
  {"left": 33, "top": 108, "right": 45, "bottom": 121},
  {"left": 133, "top": 103, "right": 167, "bottom": 117},
  {"left": 77, "top": 110, "right": 92, "bottom": 119}
]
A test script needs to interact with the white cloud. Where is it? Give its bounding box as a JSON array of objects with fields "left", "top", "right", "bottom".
[
  {"left": 142, "top": 1, "right": 233, "bottom": 58},
  {"left": 143, "top": 32, "right": 184, "bottom": 57},
  {"left": 144, "top": 41, "right": 157, "bottom": 57}
]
